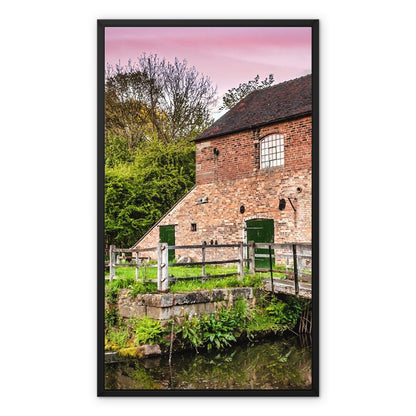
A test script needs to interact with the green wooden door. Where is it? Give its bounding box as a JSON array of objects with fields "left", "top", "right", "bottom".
[
  {"left": 159, "top": 225, "right": 175, "bottom": 262},
  {"left": 246, "top": 219, "right": 274, "bottom": 269}
]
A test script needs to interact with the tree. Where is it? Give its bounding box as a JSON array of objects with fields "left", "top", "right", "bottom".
[
  {"left": 220, "top": 74, "right": 275, "bottom": 111},
  {"left": 104, "top": 54, "right": 217, "bottom": 246},
  {"left": 105, "top": 138, "right": 196, "bottom": 247},
  {"left": 105, "top": 54, "right": 217, "bottom": 146}
]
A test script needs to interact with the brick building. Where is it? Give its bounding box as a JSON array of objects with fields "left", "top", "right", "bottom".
[{"left": 133, "top": 74, "right": 312, "bottom": 263}]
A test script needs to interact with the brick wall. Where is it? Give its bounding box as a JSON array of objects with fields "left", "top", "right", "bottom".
[
  {"left": 196, "top": 116, "right": 312, "bottom": 185},
  {"left": 135, "top": 115, "right": 312, "bottom": 262}
]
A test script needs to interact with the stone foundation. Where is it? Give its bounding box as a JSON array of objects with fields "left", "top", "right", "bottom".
[{"left": 117, "top": 287, "right": 255, "bottom": 323}]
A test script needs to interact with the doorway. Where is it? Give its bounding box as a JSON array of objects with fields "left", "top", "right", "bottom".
[
  {"left": 159, "top": 225, "right": 175, "bottom": 262},
  {"left": 246, "top": 219, "right": 274, "bottom": 269}
]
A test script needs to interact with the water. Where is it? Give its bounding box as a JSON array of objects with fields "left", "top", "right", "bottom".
[{"left": 105, "top": 335, "right": 312, "bottom": 391}]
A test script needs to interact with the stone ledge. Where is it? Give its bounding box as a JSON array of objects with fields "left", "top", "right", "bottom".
[{"left": 116, "top": 287, "right": 254, "bottom": 321}]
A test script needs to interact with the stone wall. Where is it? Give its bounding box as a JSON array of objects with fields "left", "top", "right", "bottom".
[
  {"left": 117, "top": 287, "right": 255, "bottom": 324},
  {"left": 135, "top": 116, "right": 312, "bottom": 261}
]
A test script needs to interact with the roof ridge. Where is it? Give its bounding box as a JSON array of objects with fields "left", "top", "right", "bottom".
[
  {"left": 237, "top": 73, "right": 312, "bottom": 102},
  {"left": 195, "top": 74, "right": 312, "bottom": 142}
]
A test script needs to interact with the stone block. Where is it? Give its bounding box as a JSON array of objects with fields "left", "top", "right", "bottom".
[
  {"left": 136, "top": 344, "right": 161, "bottom": 358},
  {"left": 211, "top": 289, "right": 228, "bottom": 302},
  {"left": 230, "top": 287, "right": 253, "bottom": 301},
  {"left": 118, "top": 304, "right": 146, "bottom": 319},
  {"left": 172, "top": 291, "right": 212, "bottom": 306},
  {"left": 146, "top": 306, "right": 173, "bottom": 320},
  {"left": 136, "top": 293, "right": 173, "bottom": 308}
]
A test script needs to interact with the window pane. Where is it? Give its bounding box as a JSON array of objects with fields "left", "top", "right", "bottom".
[{"left": 260, "top": 134, "right": 284, "bottom": 168}]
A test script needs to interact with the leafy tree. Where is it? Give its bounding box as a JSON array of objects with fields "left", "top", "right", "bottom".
[
  {"left": 104, "top": 54, "right": 217, "bottom": 246},
  {"left": 220, "top": 74, "right": 275, "bottom": 111},
  {"left": 105, "top": 138, "right": 196, "bottom": 247},
  {"left": 105, "top": 133, "right": 135, "bottom": 168},
  {"left": 105, "top": 54, "right": 217, "bottom": 146}
]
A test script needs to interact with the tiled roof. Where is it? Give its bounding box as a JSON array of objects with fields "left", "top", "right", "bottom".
[{"left": 195, "top": 74, "right": 312, "bottom": 141}]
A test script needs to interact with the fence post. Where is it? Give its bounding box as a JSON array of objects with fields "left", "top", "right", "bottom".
[
  {"left": 157, "top": 242, "right": 169, "bottom": 292},
  {"left": 248, "top": 241, "right": 255, "bottom": 274},
  {"left": 109, "top": 245, "right": 115, "bottom": 281},
  {"left": 269, "top": 245, "right": 274, "bottom": 293},
  {"left": 201, "top": 241, "right": 206, "bottom": 278},
  {"left": 292, "top": 243, "right": 299, "bottom": 296},
  {"left": 135, "top": 249, "right": 139, "bottom": 280},
  {"left": 237, "top": 241, "right": 244, "bottom": 281}
]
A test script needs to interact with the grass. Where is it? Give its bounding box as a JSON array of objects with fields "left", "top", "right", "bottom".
[
  {"left": 105, "top": 263, "right": 242, "bottom": 280},
  {"left": 105, "top": 264, "right": 287, "bottom": 282},
  {"left": 104, "top": 273, "right": 265, "bottom": 296},
  {"left": 104, "top": 263, "right": 285, "bottom": 295}
]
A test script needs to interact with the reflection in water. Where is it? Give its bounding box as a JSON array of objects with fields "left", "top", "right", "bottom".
[{"left": 105, "top": 336, "right": 312, "bottom": 391}]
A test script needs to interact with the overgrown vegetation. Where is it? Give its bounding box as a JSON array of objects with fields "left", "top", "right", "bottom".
[
  {"left": 105, "top": 284, "right": 309, "bottom": 356},
  {"left": 105, "top": 264, "right": 283, "bottom": 287},
  {"left": 104, "top": 269, "right": 265, "bottom": 299},
  {"left": 133, "top": 317, "right": 164, "bottom": 346},
  {"left": 105, "top": 54, "right": 217, "bottom": 248}
]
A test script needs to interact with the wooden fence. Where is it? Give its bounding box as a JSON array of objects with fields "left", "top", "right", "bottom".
[{"left": 106, "top": 242, "right": 312, "bottom": 295}]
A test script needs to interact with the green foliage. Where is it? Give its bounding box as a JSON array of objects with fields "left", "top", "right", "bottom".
[
  {"left": 176, "top": 315, "right": 204, "bottom": 352},
  {"left": 199, "top": 301, "right": 251, "bottom": 352},
  {"left": 132, "top": 317, "right": 164, "bottom": 346},
  {"left": 105, "top": 276, "right": 136, "bottom": 302},
  {"left": 105, "top": 306, "right": 120, "bottom": 328},
  {"left": 246, "top": 310, "right": 279, "bottom": 339},
  {"left": 128, "top": 281, "right": 157, "bottom": 298},
  {"left": 105, "top": 327, "right": 130, "bottom": 349},
  {"left": 220, "top": 74, "right": 274, "bottom": 110},
  {"left": 105, "top": 285, "right": 119, "bottom": 304},
  {"left": 200, "top": 313, "right": 237, "bottom": 352},
  {"left": 105, "top": 134, "right": 135, "bottom": 168},
  {"left": 265, "top": 296, "right": 304, "bottom": 327},
  {"left": 105, "top": 138, "right": 195, "bottom": 247},
  {"left": 168, "top": 273, "right": 263, "bottom": 292},
  {"left": 175, "top": 299, "right": 250, "bottom": 353}
]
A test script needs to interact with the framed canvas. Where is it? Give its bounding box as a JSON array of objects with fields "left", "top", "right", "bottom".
[{"left": 97, "top": 19, "right": 319, "bottom": 396}]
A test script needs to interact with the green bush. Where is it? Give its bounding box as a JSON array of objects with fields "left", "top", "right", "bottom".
[
  {"left": 200, "top": 313, "right": 237, "bottom": 352},
  {"left": 128, "top": 281, "right": 157, "bottom": 298},
  {"left": 132, "top": 317, "right": 164, "bottom": 346},
  {"left": 265, "top": 297, "right": 304, "bottom": 327},
  {"left": 106, "top": 327, "right": 130, "bottom": 348},
  {"left": 105, "top": 286, "right": 120, "bottom": 304},
  {"left": 105, "top": 306, "right": 120, "bottom": 328},
  {"left": 176, "top": 315, "right": 204, "bottom": 352}
]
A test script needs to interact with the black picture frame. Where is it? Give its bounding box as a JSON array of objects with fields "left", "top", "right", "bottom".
[{"left": 98, "top": 19, "right": 319, "bottom": 397}]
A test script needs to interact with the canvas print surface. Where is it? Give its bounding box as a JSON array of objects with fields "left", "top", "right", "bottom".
[{"left": 98, "top": 20, "right": 318, "bottom": 396}]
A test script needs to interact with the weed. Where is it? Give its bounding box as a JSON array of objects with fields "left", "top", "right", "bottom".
[
  {"left": 128, "top": 281, "right": 157, "bottom": 298},
  {"left": 105, "top": 286, "right": 120, "bottom": 304},
  {"left": 175, "top": 315, "right": 204, "bottom": 352},
  {"left": 201, "top": 313, "right": 237, "bottom": 352},
  {"left": 265, "top": 296, "right": 304, "bottom": 327},
  {"left": 132, "top": 316, "right": 165, "bottom": 346},
  {"left": 105, "top": 327, "right": 130, "bottom": 349},
  {"left": 105, "top": 306, "right": 120, "bottom": 328}
]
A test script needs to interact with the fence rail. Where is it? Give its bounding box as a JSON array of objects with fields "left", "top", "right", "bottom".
[{"left": 106, "top": 241, "right": 311, "bottom": 295}]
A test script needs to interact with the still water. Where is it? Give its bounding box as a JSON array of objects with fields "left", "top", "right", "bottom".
[{"left": 105, "top": 335, "right": 312, "bottom": 391}]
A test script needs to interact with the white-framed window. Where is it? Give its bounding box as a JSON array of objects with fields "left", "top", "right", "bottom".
[{"left": 260, "top": 134, "right": 284, "bottom": 169}]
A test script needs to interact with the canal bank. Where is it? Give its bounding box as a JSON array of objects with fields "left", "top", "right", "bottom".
[{"left": 105, "top": 280, "right": 312, "bottom": 359}]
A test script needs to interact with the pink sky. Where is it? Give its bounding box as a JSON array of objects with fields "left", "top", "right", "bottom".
[{"left": 105, "top": 26, "right": 311, "bottom": 115}]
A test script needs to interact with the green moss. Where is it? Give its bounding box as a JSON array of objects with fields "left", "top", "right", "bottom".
[{"left": 118, "top": 347, "right": 141, "bottom": 358}]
